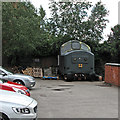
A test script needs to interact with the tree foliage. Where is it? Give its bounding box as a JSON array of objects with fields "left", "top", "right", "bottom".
[
  {"left": 2, "top": 2, "right": 48, "bottom": 66},
  {"left": 49, "top": 1, "right": 109, "bottom": 44},
  {"left": 107, "top": 24, "right": 120, "bottom": 63}
]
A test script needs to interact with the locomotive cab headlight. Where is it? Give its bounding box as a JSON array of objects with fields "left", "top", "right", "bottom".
[
  {"left": 84, "top": 58, "right": 87, "bottom": 61},
  {"left": 74, "top": 58, "right": 77, "bottom": 61}
]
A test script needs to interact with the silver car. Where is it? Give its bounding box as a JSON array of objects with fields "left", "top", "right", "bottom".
[
  {"left": 0, "top": 67, "right": 35, "bottom": 89},
  {"left": 0, "top": 89, "right": 37, "bottom": 120}
]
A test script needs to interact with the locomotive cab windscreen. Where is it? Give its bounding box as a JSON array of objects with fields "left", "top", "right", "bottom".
[{"left": 61, "top": 40, "right": 91, "bottom": 55}]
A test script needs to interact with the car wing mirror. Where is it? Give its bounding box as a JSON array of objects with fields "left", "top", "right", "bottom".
[{"left": 1, "top": 72, "right": 7, "bottom": 76}]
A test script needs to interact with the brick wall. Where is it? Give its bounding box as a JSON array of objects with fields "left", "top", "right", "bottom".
[{"left": 105, "top": 63, "right": 120, "bottom": 86}]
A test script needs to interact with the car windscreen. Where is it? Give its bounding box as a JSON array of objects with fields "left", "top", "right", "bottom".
[{"left": 0, "top": 67, "right": 13, "bottom": 75}]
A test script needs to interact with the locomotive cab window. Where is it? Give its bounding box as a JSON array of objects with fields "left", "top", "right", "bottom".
[
  {"left": 61, "top": 42, "right": 72, "bottom": 55},
  {"left": 81, "top": 43, "right": 91, "bottom": 52},
  {"left": 72, "top": 42, "right": 80, "bottom": 50}
]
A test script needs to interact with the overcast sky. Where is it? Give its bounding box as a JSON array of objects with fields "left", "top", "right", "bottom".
[{"left": 29, "top": 0, "right": 119, "bottom": 40}]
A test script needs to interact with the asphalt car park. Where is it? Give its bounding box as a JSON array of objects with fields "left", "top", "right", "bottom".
[{"left": 30, "top": 79, "right": 118, "bottom": 118}]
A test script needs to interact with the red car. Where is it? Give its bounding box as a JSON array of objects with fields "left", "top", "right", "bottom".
[{"left": 0, "top": 79, "right": 30, "bottom": 96}]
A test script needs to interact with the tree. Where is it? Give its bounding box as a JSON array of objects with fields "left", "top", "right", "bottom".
[
  {"left": 49, "top": 1, "right": 109, "bottom": 44},
  {"left": 2, "top": 2, "right": 47, "bottom": 66},
  {"left": 88, "top": 2, "right": 109, "bottom": 43},
  {"left": 93, "top": 24, "right": 120, "bottom": 75},
  {"left": 49, "top": 0, "right": 92, "bottom": 39},
  {"left": 107, "top": 24, "right": 120, "bottom": 63}
]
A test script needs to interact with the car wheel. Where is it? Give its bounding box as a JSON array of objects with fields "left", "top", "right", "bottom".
[
  {"left": 14, "top": 80, "right": 25, "bottom": 86},
  {"left": 0, "top": 113, "right": 9, "bottom": 120}
]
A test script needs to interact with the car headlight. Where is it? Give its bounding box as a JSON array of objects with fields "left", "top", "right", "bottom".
[
  {"left": 12, "top": 87, "right": 26, "bottom": 95},
  {"left": 12, "top": 107, "right": 30, "bottom": 114}
]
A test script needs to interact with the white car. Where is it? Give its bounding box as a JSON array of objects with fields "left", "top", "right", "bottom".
[{"left": 0, "top": 90, "right": 37, "bottom": 120}]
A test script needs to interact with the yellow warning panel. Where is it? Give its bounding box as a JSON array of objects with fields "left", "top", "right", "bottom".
[{"left": 78, "top": 64, "right": 82, "bottom": 68}]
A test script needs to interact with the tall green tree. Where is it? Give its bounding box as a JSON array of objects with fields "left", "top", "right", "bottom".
[
  {"left": 49, "top": 1, "right": 109, "bottom": 44},
  {"left": 49, "top": 0, "right": 92, "bottom": 39},
  {"left": 94, "top": 24, "right": 120, "bottom": 75},
  {"left": 88, "top": 2, "right": 109, "bottom": 43},
  {"left": 2, "top": 2, "right": 47, "bottom": 66},
  {"left": 107, "top": 24, "right": 120, "bottom": 63}
]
